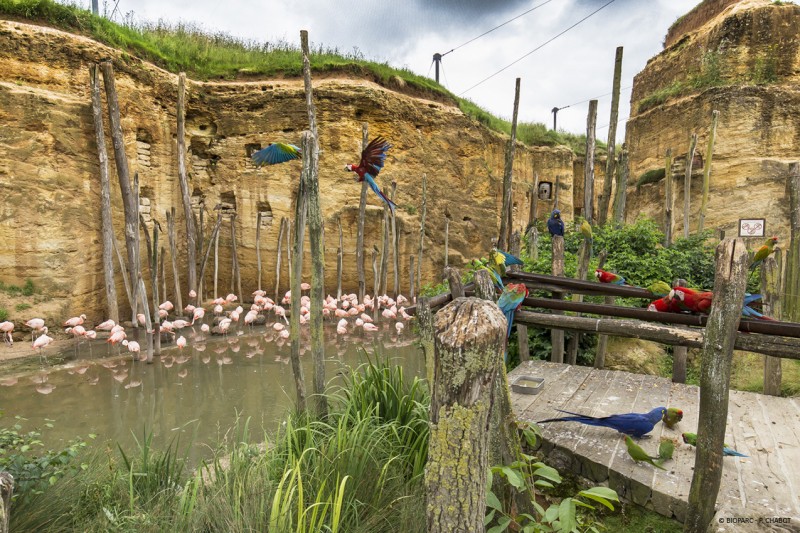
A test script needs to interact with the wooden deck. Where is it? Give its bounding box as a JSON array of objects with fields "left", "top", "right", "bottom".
[{"left": 509, "top": 361, "right": 800, "bottom": 531}]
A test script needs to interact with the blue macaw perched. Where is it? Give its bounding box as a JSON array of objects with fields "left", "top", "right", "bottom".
[
  {"left": 497, "top": 283, "right": 529, "bottom": 362},
  {"left": 345, "top": 136, "right": 396, "bottom": 213},
  {"left": 537, "top": 406, "right": 667, "bottom": 438},
  {"left": 251, "top": 142, "right": 301, "bottom": 166},
  {"left": 547, "top": 209, "right": 564, "bottom": 236}
]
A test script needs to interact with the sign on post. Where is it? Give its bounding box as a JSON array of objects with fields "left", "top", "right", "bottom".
[{"left": 738, "top": 218, "right": 766, "bottom": 237}]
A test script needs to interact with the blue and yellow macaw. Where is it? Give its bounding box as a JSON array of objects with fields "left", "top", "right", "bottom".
[
  {"left": 497, "top": 283, "right": 528, "bottom": 362},
  {"left": 251, "top": 142, "right": 301, "bottom": 166},
  {"left": 489, "top": 248, "right": 523, "bottom": 278}
]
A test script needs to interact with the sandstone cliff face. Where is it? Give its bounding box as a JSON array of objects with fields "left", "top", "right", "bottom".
[
  {"left": 0, "top": 20, "right": 574, "bottom": 320},
  {"left": 625, "top": 0, "right": 800, "bottom": 242}
]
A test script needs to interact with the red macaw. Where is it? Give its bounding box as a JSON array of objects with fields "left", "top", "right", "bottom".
[
  {"left": 595, "top": 268, "right": 626, "bottom": 285},
  {"left": 345, "top": 136, "right": 396, "bottom": 214},
  {"left": 497, "top": 283, "right": 529, "bottom": 362},
  {"left": 251, "top": 142, "right": 301, "bottom": 166},
  {"left": 647, "top": 296, "right": 683, "bottom": 313},
  {"left": 669, "top": 287, "right": 713, "bottom": 314},
  {"left": 750, "top": 236, "right": 778, "bottom": 271}
]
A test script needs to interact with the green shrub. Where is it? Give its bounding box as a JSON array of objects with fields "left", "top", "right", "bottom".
[
  {"left": 15, "top": 303, "right": 31, "bottom": 312},
  {"left": 636, "top": 167, "right": 666, "bottom": 188},
  {"left": 0, "top": 308, "right": 8, "bottom": 321},
  {"left": 22, "top": 279, "right": 35, "bottom": 296}
]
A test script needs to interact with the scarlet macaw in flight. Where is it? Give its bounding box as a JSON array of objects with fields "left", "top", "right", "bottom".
[{"left": 345, "top": 136, "right": 396, "bottom": 213}]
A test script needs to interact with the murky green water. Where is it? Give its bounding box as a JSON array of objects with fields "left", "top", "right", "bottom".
[{"left": 0, "top": 323, "right": 423, "bottom": 457}]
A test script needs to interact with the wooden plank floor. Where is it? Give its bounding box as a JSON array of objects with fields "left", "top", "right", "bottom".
[{"left": 509, "top": 361, "right": 800, "bottom": 530}]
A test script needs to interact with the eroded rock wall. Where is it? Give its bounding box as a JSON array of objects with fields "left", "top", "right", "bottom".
[{"left": 0, "top": 20, "right": 574, "bottom": 319}]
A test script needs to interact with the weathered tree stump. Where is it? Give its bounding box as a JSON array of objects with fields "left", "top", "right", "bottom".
[
  {"left": 425, "top": 298, "right": 505, "bottom": 533},
  {"left": 474, "top": 269, "right": 496, "bottom": 302},
  {"left": 0, "top": 472, "right": 12, "bottom": 533},
  {"left": 444, "top": 266, "right": 464, "bottom": 299},
  {"left": 551, "top": 235, "right": 565, "bottom": 362},
  {"left": 685, "top": 238, "right": 749, "bottom": 533}
]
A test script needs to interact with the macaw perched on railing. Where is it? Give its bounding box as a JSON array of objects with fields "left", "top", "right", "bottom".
[
  {"left": 497, "top": 283, "right": 529, "bottom": 362},
  {"left": 668, "top": 287, "right": 774, "bottom": 319},
  {"left": 345, "top": 136, "right": 396, "bottom": 213},
  {"left": 594, "top": 268, "right": 627, "bottom": 285},
  {"left": 251, "top": 142, "right": 301, "bottom": 167},
  {"left": 490, "top": 248, "right": 523, "bottom": 278}
]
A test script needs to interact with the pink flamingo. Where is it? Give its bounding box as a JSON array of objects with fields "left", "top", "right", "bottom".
[
  {"left": 25, "top": 318, "right": 45, "bottom": 341},
  {"left": 200, "top": 324, "right": 210, "bottom": 333},
  {"left": 176, "top": 336, "right": 187, "bottom": 350},
  {"left": 273, "top": 306, "right": 288, "bottom": 324},
  {"left": 159, "top": 300, "right": 174, "bottom": 312},
  {"left": 395, "top": 322, "right": 404, "bottom": 334},
  {"left": 0, "top": 321, "right": 14, "bottom": 345},
  {"left": 300, "top": 282, "right": 311, "bottom": 291},
  {"left": 189, "top": 289, "right": 197, "bottom": 299},
  {"left": 32, "top": 326, "right": 54, "bottom": 363},
  {"left": 96, "top": 319, "right": 115, "bottom": 331},
  {"left": 63, "top": 314, "right": 86, "bottom": 328},
  {"left": 225, "top": 293, "right": 238, "bottom": 303},
  {"left": 192, "top": 307, "right": 206, "bottom": 325},
  {"left": 363, "top": 323, "right": 379, "bottom": 332}
]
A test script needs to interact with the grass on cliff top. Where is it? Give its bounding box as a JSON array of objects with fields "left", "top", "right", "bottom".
[{"left": 0, "top": 0, "right": 596, "bottom": 154}]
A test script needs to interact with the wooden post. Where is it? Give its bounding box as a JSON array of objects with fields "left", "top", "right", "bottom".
[
  {"left": 165, "top": 208, "right": 182, "bottom": 314},
  {"left": 275, "top": 217, "right": 286, "bottom": 302},
  {"left": 528, "top": 173, "right": 539, "bottom": 228},
  {"left": 761, "top": 253, "right": 783, "bottom": 396},
  {"left": 444, "top": 218, "right": 450, "bottom": 268},
  {"left": 176, "top": 72, "right": 198, "bottom": 301},
  {"left": 0, "top": 471, "right": 12, "bottom": 533},
  {"left": 379, "top": 188, "right": 390, "bottom": 296},
  {"left": 137, "top": 275, "right": 153, "bottom": 363},
  {"left": 550, "top": 235, "right": 565, "bottom": 362},
  {"left": 391, "top": 181, "right": 400, "bottom": 297},
  {"left": 598, "top": 47, "right": 623, "bottom": 225},
  {"left": 684, "top": 133, "right": 698, "bottom": 238},
  {"left": 90, "top": 64, "right": 119, "bottom": 323},
  {"left": 566, "top": 232, "right": 592, "bottom": 365},
  {"left": 213, "top": 219, "right": 220, "bottom": 299},
  {"left": 509, "top": 230, "right": 528, "bottom": 360},
  {"left": 336, "top": 216, "right": 343, "bottom": 299},
  {"left": 230, "top": 214, "right": 242, "bottom": 299},
  {"left": 698, "top": 110, "right": 719, "bottom": 233},
  {"left": 685, "top": 239, "right": 749, "bottom": 533},
  {"left": 372, "top": 246, "right": 379, "bottom": 320},
  {"left": 474, "top": 269, "right": 496, "bottom": 302},
  {"left": 553, "top": 175, "right": 560, "bottom": 210},
  {"left": 783, "top": 163, "right": 800, "bottom": 322},
  {"left": 444, "top": 266, "right": 464, "bottom": 298},
  {"left": 150, "top": 222, "right": 161, "bottom": 357},
  {"left": 256, "top": 212, "right": 263, "bottom": 291},
  {"left": 417, "top": 174, "right": 427, "bottom": 296},
  {"left": 197, "top": 201, "right": 204, "bottom": 300},
  {"left": 672, "top": 279, "right": 689, "bottom": 383},
  {"left": 356, "top": 124, "right": 369, "bottom": 303},
  {"left": 409, "top": 255, "right": 416, "bottom": 301},
  {"left": 417, "top": 296, "right": 434, "bottom": 386},
  {"left": 612, "top": 144, "right": 629, "bottom": 226},
  {"left": 425, "top": 298, "right": 504, "bottom": 533},
  {"left": 100, "top": 61, "right": 140, "bottom": 321},
  {"left": 289, "top": 155, "right": 308, "bottom": 413},
  {"left": 584, "top": 100, "right": 598, "bottom": 223},
  {"left": 664, "top": 148, "right": 674, "bottom": 247},
  {"left": 160, "top": 246, "right": 166, "bottom": 313},
  {"left": 498, "top": 77, "right": 521, "bottom": 250},
  {"left": 300, "top": 30, "right": 326, "bottom": 417},
  {"left": 197, "top": 213, "right": 223, "bottom": 304},
  {"left": 111, "top": 232, "right": 133, "bottom": 311}
]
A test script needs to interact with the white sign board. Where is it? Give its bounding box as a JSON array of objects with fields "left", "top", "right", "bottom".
[{"left": 738, "top": 219, "right": 766, "bottom": 237}]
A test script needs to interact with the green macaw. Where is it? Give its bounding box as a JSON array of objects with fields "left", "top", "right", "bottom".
[
  {"left": 657, "top": 438, "right": 675, "bottom": 464},
  {"left": 681, "top": 432, "right": 748, "bottom": 457},
  {"left": 647, "top": 280, "right": 673, "bottom": 298},
  {"left": 662, "top": 407, "right": 683, "bottom": 429},
  {"left": 749, "top": 236, "right": 778, "bottom": 271},
  {"left": 625, "top": 436, "right": 667, "bottom": 470},
  {"left": 580, "top": 219, "right": 592, "bottom": 240}
]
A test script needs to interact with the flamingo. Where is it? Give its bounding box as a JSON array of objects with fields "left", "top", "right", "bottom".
[
  {"left": 172, "top": 319, "right": 190, "bottom": 330},
  {"left": 189, "top": 289, "right": 197, "bottom": 298},
  {"left": 272, "top": 322, "right": 285, "bottom": 332},
  {"left": 108, "top": 329, "right": 127, "bottom": 345},
  {"left": 360, "top": 313, "right": 373, "bottom": 323},
  {"left": 63, "top": 314, "right": 86, "bottom": 327},
  {"left": 192, "top": 307, "right": 206, "bottom": 324},
  {"left": 136, "top": 314, "right": 146, "bottom": 326},
  {"left": 218, "top": 319, "right": 232, "bottom": 335},
  {"left": 0, "top": 321, "right": 14, "bottom": 345},
  {"left": 244, "top": 310, "right": 258, "bottom": 327},
  {"left": 273, "top": 306, "right": 288, "bottom": 324},
  {"left": 225, "top": 293, "right": 238, "bottom": 303},
  {"left": 110, "top": 324, "right": 125, "bottom": 334},
  {"left": 96, "top": 319, "right": 115, "bottom": 331},
  {"left": 253, "top": 289, "right": 267, "bottom": 298},
  {"left": 300, "top": 282, "right": 311, "bottom": 291},
  {"left": 176, "top": 336, "right": 187, "bottom": 350},
  {"left": 158, "top": 309, "right": 169, "bottom": 320},
  {"left": 279, "top": 329, "right": 290, "bottom": 339},
  {"left": 200, "top": 324, "right": 210, "bottom": 333},
  {"left": 25, "top": 318, "right": 45, "bottom": 341},
  {"left": 32, "top": 326, "right": 54, "bottom": 362},
  {"left": 184, "top": 304, "right": 196, "bottom": 315},
  {"left": 84, "top": 330, "right": 97, "bottom": 340},
  {"left": 213, "top": 304, "right": 224, "bottom": 316},
  {"left": 126, "top": 340, "right": 141, "bottom": 359},
  {"left": 363, "top": 323, "right": 379, "bottom": 332},
  {"left": 159, "top": 300, "right": 174, "bottom": 312},
  {"left": 395, "top": 322, "right": 405, "bottom": 334}
]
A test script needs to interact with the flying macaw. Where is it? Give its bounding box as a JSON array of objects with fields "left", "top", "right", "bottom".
[
  {"left": 537, "top": 406, "right": 666, "bottom": 438},
  {"left": 547, "top": 209, "right": 564, "bottom": 237},
  {"left": 662, "top": 407, "right": 683, "bottom": 429},
  {"left": 595, "top": 268, "right": 626, "bottom": 285},
  {"left": 251, "top": 142, "right": 301, "bottom": 167},
  {"left": 682, "top": 432, "right": 748, "bottom": 457},
  {"left": 497, "top": 283, "right": 529, "bottom": 362},
  {"left": 750, "top": 236, "right": 778, "bottom": 271},
  {"left": 647, "top": 280, "right": 672, "bottom": 297},
  {"left": 625, "top": 436, "right": 666, "bottom": 470},
  {"left": 345, "top": 136, "right": 396, "bottom": 213}
]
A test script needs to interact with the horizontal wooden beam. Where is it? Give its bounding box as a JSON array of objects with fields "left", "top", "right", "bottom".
[
  {"left": 406, "top": 282, "right": 474, "bottom": 316},
  {"left": 507, "top": 271, "right": 655, "bottom": 298},
  {"left": 514, "top": 310, "right": 800, "bottom": 360}
]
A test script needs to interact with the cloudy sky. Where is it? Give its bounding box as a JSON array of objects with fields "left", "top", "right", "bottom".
[{"left": 73, "top": 0, "right": 700, "bottom": 140}]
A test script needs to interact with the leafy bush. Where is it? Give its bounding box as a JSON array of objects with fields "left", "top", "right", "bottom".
[
  {"left": 636, "top": 168, "right": 666, "bottom": 189},
  {"left": 22, "top": 279, "right": 35, "bottom": 296},
  {"left": 15, "top": 303, "right": 31, "bottom": 312}
]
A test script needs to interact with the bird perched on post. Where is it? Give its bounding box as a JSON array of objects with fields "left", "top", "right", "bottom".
[
  {"left": 749, "top": 236, "right": 778, "bottom": 272},
  {"left": 497, "top": 283, "right": 529, "bottom": 362},
  {"left": 251, "top": 142, "right": 301, "bottom": 167},
  {"left": 682, "top": 432, "right": 748, "bottom": 457},
  {"left": 580, "top": 219, "right": 592, "bottom": 240},
  {"left": 547, "top": 209, "right": 564, "bottom": 236},
  {"left": 625, "top": 436, "right": 667, "bottom": 470},
  {"left": 537, "top": 406, "right": 666, "bottom": 438},
  {"left": 345, "top": 136, "right": 395, "bottom": 213}
]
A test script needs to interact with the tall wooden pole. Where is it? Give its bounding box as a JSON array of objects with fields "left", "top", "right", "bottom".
[
  {"left": 409, "top": 255, "right": 416, "bottom": 302},
  {"left": 612, "top": 145, "right": 629, "bottom": 226},
  {"left": 137, "top": 275, "right": 153, "bottom": 363},
  {"left": 391, "top": 182, "right": 400, "bottom": 297},
  {"left": 417, "top": 173, "right": 427, "bottom": 295},
  {"left": 664, "top": 148, "right": 674, "bottom": 247},
  {"left": 356, "top": 124, "right": 369, "bottom": 303},
  {"left": 444, "top": 218, "right": 450, "bottom": 268},
  {"left": 230, "top": 214, "right": 242, "bottom": 299},
  {"left": 176, "top": 72, "right": 198, "bottom": 302},
  {"left": 197, "top": 213, "right": 223, "bottom": 298},
  {"left": 761, "top": 253, "right": 783, "bottom": 396},
  {"left": 256, "top": 212, "right": 263, "bottom": 291},
  {"left": 698, "top": 110, "right": 719, "bottom": 233},
  {"left": 275, "top": 217, "right": 286, "bottom": 302},
  {"left": 550, "top": 235, "right": 565, "bottom": 362},
  {"left": 300, "top": 30, "right": 326, "bottom": 418},
  {"left": 598, "top": 47, "right": 623, "bottom": 225},
  {"left": 685, "top": 239, "right": 748, "bottom": 533},
  {"left": 166, "top": 208, "right": 183, "bottom": 314},
  {"left": 372, "top": 247, "right": 380, "bottom": 320},
  {"left": 89, "top": 63, "right": 119, "bottom": 323},
  {"left": 672, "top": 279, "right": 688, "bottom": 383},
  {"left": 150, "top": 222, "right": 161, "bottom": 356},
  {"left": 100, "top": 61, "right": 139, "bottom": 321},
  {"left": 197, "top": 201, "right": 204, "bottom": 299},
  {"left": 498, "top": 77, "right": 521, "bottom": 250},
  {"left": 379, "top": 188, "right": 390, "bottom": 296},
  {"left": 684, "top": 133, "right": 698, "bottom": 238},
  {"left": 584, "top": 100, "right": 598, "bottom": 223},
  {"left": 289, "top": 163, "right": 308, "bottom": 413},
  {"left": 785, "top": 163, "right": 800, "bottom": 322},
  {"left": 213, "top": 221, "right": 220, "bottom": 299},
  {"left": 336, "top": 216, "right": 343, "bottom": 299}
]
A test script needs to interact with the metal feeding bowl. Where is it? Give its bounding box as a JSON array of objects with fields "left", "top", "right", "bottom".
[{"left": 511, "top": 375, "right": 545, "bottom": 395}]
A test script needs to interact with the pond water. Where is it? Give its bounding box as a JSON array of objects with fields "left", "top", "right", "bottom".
[{"left": 0, "top": 322, "right": 424, "bottom": 457}]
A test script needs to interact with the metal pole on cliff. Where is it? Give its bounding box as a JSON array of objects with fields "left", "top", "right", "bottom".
[
  {"left": 584, "top": 99, "right": 597, "bottom": 223},
  {"left": 433, "top": 53, "right": 442, "bottom": 83},
  {"left": 356, "top": 124, "right": 369, "bottom": 304},
  {"left": 176, "top": 73, "right": 198, "bottom": 305},
  {"left": 685, "top": 239, "right": 749, "bottom": 533},
  {"left": 300, "top": 29, "right": 327, "bottom": 418},
  {"left": 598, "top": 46, "right": 623, "bottom": 225},
  {"left": 498, "top": 78, "right": 521, "bottom": 250},
  {"left": 89, "top": 63, "right": 119, "bottom": 323}
]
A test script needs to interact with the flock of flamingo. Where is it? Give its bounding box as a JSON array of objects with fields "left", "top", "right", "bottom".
[{"left": 0, "top": 286, "right": 415, "bottom": 394}]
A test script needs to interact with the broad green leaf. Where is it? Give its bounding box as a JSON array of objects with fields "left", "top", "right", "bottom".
[
  {"left": 485, "top": 509, "right": 496, "bottom": 525},
  {"left": 501, "top": 466, "right": 525, "bottom": 489},
  {"left": 578, "top": 487, "right": 619, "bottom": 511},
  {"left": 534, "top": 479, "right": 554, "bottom": 489},
  {"left": 544, "top": 504, "right": 559, "bottom": 523},
  {"left": 486, "top": 490, "right": 503, "bottom": 511},
  {"left": 487, "top": 515, "right": 512, "bottom": 533},
  {"left": 558, "top": 498, "right": 578, "bottom": 533},
  {"left": 533, "top": 465, "right": 562, "bottom": 483}
]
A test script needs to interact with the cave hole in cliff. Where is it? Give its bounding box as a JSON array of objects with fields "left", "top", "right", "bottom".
[
  {"left": 136, "top": 129, "right": 153, "bottom": 144},
  {"left": 245, "top": 143, "right": 261, "bottom": 158},
  {"left": 219, "top": 191, "right": 237, "bottom": 216},
  {"left": 538, "top": 181, "right": 553, "bottom": 200},
  {"left": 257, "top": 201, "right": 274, "bottom": 227},
  {"left": 191, "top": 188, "right": 206, "bottom": 211}
]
